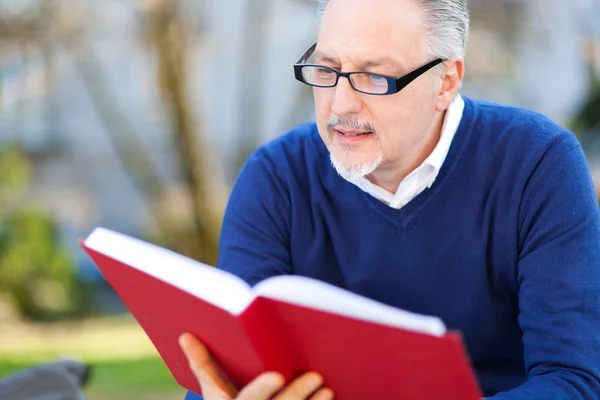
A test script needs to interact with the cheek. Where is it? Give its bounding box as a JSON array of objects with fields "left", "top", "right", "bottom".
[
  {"left": 368, "top": 101, "right": 409, "bottom": 150},
  {"left": 314, "top": 90, "right": 331, "bottom": 118},
  {"left": 313, "top": 89, "right": 332, "bottom": 138},
  {"left": 372, "top": 92, "right": 432, "bottom": 147}
]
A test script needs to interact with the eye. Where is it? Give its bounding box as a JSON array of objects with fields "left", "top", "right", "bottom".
[
  {"left": 316, "top": 67, "right": 335, "bottom": 77},
  {"left": 369, "top": 74, "right": 387, "bottom": 87}
]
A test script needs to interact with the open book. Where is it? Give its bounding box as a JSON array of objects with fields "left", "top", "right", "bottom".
[{"left": 81, "top": 227, "right": 481, "bottom": 399}]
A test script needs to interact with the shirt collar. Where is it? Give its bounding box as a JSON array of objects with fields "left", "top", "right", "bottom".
[{"left": 422, "top": 93, "right": 465, "bottom": 173}]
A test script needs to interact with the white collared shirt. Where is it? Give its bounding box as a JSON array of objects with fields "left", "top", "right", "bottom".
[{"left": 350, "top": 94, "right": 465, "bottom": 209}]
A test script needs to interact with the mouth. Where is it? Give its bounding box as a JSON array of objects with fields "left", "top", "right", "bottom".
[{"left": 334, "top": 128, "right": 373, "bottom": 137}]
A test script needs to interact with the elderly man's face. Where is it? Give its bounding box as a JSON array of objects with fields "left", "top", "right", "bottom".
[{"left": 314, "top": 0, "right": 443, "bottom": 181}]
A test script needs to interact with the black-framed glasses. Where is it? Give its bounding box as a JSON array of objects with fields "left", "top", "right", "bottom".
[{"left": 293, "top": 43, "right": 444, "bottom": 96}]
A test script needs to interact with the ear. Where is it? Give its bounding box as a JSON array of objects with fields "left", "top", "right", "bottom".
[{"left": 435, "top": 57, "right": 465, "bottom": 112}]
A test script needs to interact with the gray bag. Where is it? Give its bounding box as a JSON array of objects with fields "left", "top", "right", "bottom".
[{"left": 0, "top": 360, "right": 91, "bottom": 400}]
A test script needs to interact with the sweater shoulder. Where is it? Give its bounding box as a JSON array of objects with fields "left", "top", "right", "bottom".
[
  {"left": 466, "top": 97, "right": 578, "bottom": 149},
  {"left": 245, "top": 122, "right": 329, "bottom": 179},
  {"left": 463, "top": 97, "right": 581, "bottom": 171},
  {"left": 258, "top": 121, "right": 323, "bottom": 155}
]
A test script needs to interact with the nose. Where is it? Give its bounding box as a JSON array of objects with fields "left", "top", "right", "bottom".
[{"left": 331, "top": 76, "right": 363, "bottom": 116}]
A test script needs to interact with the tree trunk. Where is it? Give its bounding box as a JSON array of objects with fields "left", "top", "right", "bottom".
[{"left": 142, "top": 0, "right": 225, "bottom": 266}]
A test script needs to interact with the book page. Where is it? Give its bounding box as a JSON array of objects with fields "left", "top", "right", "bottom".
[
  {"left": 254, "top": 275, "right": 446, "bottom": 336},
  {"left": 84, "top": 228, "right": 253, "bottom": 314}
]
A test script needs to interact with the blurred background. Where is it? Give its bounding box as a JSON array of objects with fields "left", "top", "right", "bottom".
[{"left": 0, "top": 0, "right": 599, "bottom": 398}]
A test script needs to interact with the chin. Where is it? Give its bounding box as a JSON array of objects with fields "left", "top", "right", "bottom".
[{"left": 329, "top": 152, "right": 383, "bottom": 181}]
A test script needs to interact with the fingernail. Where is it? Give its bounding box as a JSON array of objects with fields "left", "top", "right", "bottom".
[
  {"left": 179, "top": 335, "right": 190, "bottom": 351},
  {"left": 268, "top": 372, "right": 285, "bottom": 387},
  {"left": 309, "top": 372, "right": 324, "bottom": 386},
  {"left": 179, "top": 333, "right": 189, "bottom": 344},
  {"left": 322, "top": 388, "right": 335, "bottom": 399}
]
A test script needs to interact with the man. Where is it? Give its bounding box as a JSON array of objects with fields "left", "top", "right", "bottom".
[{"left": 180, "top": 0, "right": 600, "bottom": 398}]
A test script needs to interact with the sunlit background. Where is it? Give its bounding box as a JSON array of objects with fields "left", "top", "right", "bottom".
[{"left": 0, "top": 0, "right": 599, "bottom": 399}]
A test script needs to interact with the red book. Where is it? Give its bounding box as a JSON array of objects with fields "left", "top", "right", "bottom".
[{"left": 81, "top": 227, "right": 482, "bottom": 399}]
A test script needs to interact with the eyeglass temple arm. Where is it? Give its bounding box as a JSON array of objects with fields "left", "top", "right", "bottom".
[
  {"left": 296, "top": 43, "right": 318, "bottom": 64},
  {"left": 396, "top": 58, "right": 444, "bottom": 88}
]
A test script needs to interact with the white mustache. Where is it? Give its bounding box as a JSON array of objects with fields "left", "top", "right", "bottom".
[{"left": 327, "top": 115, "right": 375, "bottom": 133}]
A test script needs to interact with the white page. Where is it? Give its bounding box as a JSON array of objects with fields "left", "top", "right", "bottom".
[
  {"left": 254, "top": 275, "right": 446, "bottom": 336},
  {"left": 84, "top": 227, "right": 253, "bottom": 314}
]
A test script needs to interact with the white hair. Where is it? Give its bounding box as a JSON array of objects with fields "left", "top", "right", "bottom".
[{"left": 316, "top": 0, "right": 470, "bottom": 60}]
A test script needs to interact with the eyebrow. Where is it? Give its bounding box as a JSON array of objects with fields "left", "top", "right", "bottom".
[{"left": 314, "top": 51, "right": 403, "bottom": 71}]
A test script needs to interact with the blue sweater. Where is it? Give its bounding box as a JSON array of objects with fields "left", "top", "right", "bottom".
[{"left": 186, "top": 96, "right": 600, "bottom": 399}]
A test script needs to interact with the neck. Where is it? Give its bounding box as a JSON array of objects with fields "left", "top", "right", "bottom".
[{"left": 367, "top": 110, "right": 446, "bottom": 193}]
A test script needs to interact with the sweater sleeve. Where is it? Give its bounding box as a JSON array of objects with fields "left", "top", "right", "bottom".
[
  {"left": 490, "top": 138, "right": 600, "bottom": 399},
  {"left": 217, "top": 150, "right": 293, "bottom": 286}
]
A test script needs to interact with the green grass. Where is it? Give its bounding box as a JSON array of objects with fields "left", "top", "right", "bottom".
[{"left": 88, "top": 357, "right": 180, "bottom": 392}]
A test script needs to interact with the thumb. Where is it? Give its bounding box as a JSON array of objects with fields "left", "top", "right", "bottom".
[{"left": 179, "top": 333, "right": 238, "bottom": 399}]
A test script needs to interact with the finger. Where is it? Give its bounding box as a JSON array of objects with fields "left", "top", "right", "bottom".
[
  {"left": 179, "top": 333, "right": 238, "bottom": 398},
  {"left": 309, "top": 387, "right": 335, "bottom": 400},
  {"left": 273, "top": 372, "right": 324, "bottom": 400},
  {"left": 236, "top": 372, "right": 285, "bottom": 400}
]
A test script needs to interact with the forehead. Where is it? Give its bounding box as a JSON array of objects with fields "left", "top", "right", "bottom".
[{"left": 316, "top": 0, "right": 426, "bottom": 66}]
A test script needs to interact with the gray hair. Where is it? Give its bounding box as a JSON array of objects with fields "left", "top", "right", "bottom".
[{"left": 316, "top": 0, "right": 470, "bottom": 60}]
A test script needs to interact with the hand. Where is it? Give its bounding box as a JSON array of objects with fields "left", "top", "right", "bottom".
[{"left": 179, "top": 333, "right": 334, "bottom": 400}]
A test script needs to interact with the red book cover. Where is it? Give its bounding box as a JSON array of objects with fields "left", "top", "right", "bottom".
[{"left": 81, "top": 228, "right": 482, "bottom": 399}]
